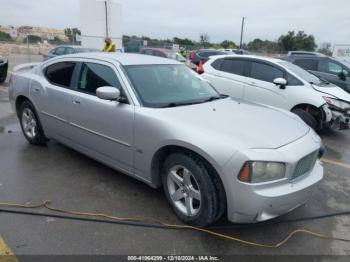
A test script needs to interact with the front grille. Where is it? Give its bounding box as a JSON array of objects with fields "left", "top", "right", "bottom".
[{"left": 292, "top": 151, "right": 319, "bottom": 180}]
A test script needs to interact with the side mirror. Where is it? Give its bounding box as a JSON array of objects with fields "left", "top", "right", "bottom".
[
  {"left": 273, "top": 78, "right": 287, "bottom": 89},
  {"left": 96, "top": 86, "right": 121, "bottom": 101},
  {"left": 338, "top": 71, "right": 347, "bottom": 81}
]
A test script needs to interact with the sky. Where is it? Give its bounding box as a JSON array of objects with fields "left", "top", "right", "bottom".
[{"left": 0, "top": 0, "right": 349, "bottom": 45}]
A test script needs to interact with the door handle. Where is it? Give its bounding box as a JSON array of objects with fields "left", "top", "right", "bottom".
[
  {"left": 33, "top": 87, "right": 40, "bottom": 92},
  {"left": 72, "top": 99, "right": 81, "bottom": 105}
]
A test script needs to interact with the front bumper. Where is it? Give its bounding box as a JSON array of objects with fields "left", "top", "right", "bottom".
[
  {"left": 322, "top": 104, "right": 350, "bottom": 130},
  {"left": 221, "top": 130, "right": 324, "bottom": 223}
]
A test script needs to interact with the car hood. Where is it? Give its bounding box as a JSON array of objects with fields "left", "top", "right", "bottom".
[
  {"left": 157, "top": 99, "right": 310, "bottom": 149},
  {"left": 312, "top": 84, "right": 350, "bottom": 102}
]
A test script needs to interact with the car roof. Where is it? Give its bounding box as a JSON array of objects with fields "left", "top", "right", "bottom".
[
  {"left": 287, "top": 51, "right": 326, "bottom": 57},
  {"left": 59, "top": 52, "right": 182, "bottom": 66},
  {"left": 210, "top": 54, "right": 283, "bottom": 64},
  {"left": 53, "top": 45, "right": 98, "bottom": 49},
  {"left": 141, "top": 47, "right": 174, "bottom": 53}
]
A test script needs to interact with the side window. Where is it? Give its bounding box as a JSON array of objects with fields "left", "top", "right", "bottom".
[
  {"left": 78, "top": 63, "right": 122, "bottom": 95},
  {"left": 220, "top": 59, "right": 246, "bottom": 76},
  {"left": 250, "top": 62, "right": 284, "bottom": 83},
  {"left": 286, "top": 73, "right": 303, "bottom": 86},
  {"left": 143, "top": 50, "right": 153, "bottom": 56},
  {"left": 153, "top": 51, "right": 165, "bottom": 57},
  {"left": 318, "top": 60, "right": 343, "bottom": 75},
  {"left": 45, "top": 62, "right": 76, "bottom": 87},
  {"left": 65, "top": 48, "right": 75, "bottom": 55},
  {"left": 294, "top": 59, "right": 318, "bottom": 71},
  {"left": 55, "top": 47, "right": 66, "bottom": 56}
]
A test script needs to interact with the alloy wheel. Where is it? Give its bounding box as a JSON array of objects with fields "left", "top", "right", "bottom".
[{"left": 167, "top": 165, "right": 202, "bottom": 217}]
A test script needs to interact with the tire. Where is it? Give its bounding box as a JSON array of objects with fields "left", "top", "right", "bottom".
[
  {"left": 162, "top": 152, "right": 223, "bottom": 227},
  {"left": 292, "top": 108, "right": 318, "bottom": 130},
  {"left": 19, "top": 100, "right": 47, "bottom": 145}
]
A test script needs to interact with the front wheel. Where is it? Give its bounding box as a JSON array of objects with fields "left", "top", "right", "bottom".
[
  {"left": 292, "top": 108, "right": 318, "bottom": 130},
  {"left": 162, "top": 152, "right": 222, "bottom": 227},
  {"left": 19, "top": 101, "right": 47, "bottom": 145}
]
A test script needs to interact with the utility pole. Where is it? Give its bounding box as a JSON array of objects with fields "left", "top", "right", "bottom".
[
  {"left": 26, "top": 34, "right": 31, "bottom": 62},
  {"left": 104, "top": 0, "right": 109, "bottom": 37},
  {"left": 239, "top": 17, "right": 245, "bottom": 49}
]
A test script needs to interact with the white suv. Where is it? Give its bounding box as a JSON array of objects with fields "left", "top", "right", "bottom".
[{"left": 203, "top": 55, "right": 350, "bottom": 131}]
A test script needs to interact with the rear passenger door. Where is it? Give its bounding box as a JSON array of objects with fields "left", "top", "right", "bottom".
[
  {"left": 244, "top": 60, "right": 292, "bottom": 109},
  {"left": 68, "top": 61, "right": 134, "bottom": 174},
  {"left": 206, "top": 58, "right": 249, "bottom": 99},
  {"left": 37, "top": 61, "right": 78, "bottom": 144}
]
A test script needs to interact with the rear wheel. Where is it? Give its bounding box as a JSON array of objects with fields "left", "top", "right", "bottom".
[
  {"left": 292, "top": 108, "right": 318, "bottom": 130},
  {"left": 162, "top": 152, "right": 223, "bottom": 227},
  {"left": 19, "top": 101, "right": 47, "bottom": 145}
]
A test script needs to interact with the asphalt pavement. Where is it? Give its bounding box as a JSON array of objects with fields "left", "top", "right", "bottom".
[{"left": 0, "top": 55, "right": 349, "bottom": 260}]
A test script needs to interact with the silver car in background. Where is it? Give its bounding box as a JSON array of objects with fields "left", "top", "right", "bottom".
[{"left": 9, "top": 53, "right": 324, "bottom": 226}]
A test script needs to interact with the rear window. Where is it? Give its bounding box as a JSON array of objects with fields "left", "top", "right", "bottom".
[
  {"left": 199, "top": 51, "right": 224, "bottom": 58},
  {"left": 211, "top": 59, "right": 223, "bottom": 70},
  {"left": 45, "top": 62, "right": 76, "bottom": 88}
]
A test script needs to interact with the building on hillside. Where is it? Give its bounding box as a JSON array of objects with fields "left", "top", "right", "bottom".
[{"left": 0, "top": 25, "right": 68, "bottom": 42}]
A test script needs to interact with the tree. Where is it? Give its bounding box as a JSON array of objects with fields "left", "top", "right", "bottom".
[
  {"left": 64, "top": 28, "right": 81, "bottom": 43},
  {"left": 0, "top": 31, "right": 12, "bottom": 41},
  {"left": 247, "top": 38, "right": 279, "bottom": 53},
  {"left": 220, "top": 40, "right": 237, "bottom": 49},
  {"left": 173, "top": 37, "right": 195, "bottom": 46},
  {"left": 278, "top": 31, "right": 317, "bottom": 52},
  {"left": 318, "top": 43, "right": 332, "bottom": 56},
  {"left": 23, "top": 35, "right": 42, "bottom": 44},
  {"left": 199, "top": 33, "right": 210, "bottom": 47}
]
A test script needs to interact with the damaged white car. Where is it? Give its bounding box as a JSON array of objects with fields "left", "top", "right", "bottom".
[{"left": 203, "top": 55, "right": 350, "bottom": 131}]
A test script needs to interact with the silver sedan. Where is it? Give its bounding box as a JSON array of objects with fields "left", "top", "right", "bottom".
[{"left": 9, "top": 53, "right": 324, "bottom": 227}]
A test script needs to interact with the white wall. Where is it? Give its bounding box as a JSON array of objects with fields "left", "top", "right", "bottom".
[
  {"left": 80, "top": 0, "right": 122, "bottom": 50},
  {"left": 333, "top": 45, "right": 350, "bottom": 58}
]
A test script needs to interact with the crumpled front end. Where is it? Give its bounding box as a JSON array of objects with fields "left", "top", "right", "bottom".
[{"left": 322, "top": 104, "right": 350, "bottom": 130}]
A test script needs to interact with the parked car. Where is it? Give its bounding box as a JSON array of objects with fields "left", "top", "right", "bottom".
[
  {"left": 0, "top": 56, "right": 8, "bottom": 84},
  {"left": 124, "top": 39, "right": 144, "bottom": 53},
  {"left": 218, "top": 49, "right": 251, "bottom": 55},
  {"left": 43, "top": 46, "right": 100, "bottom": 61},
  {"left": 284, "top": 52, "right": 350, "bottom": 93},
  {"left": 188, "top": 49, "right": 226, "bottom": 66},
  {"left": 140, "top": 48, "right": 186, "bottom": 62},
  {"left": 203, "top": 55, "right": 350, "bottom": 130},
  {"left": 9, "top": 53, "right": 324, "bottom": 227}
]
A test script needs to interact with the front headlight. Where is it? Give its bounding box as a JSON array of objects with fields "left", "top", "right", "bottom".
[
  {"left": 323, "top": 97, "right": 350, "bottom": 110},
  {"left": 238, "top": 161, "right": 286, "bottom": 183}
]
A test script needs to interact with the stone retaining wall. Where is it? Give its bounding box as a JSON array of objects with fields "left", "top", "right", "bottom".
[{"left": 0, "top": 43, "right": 52, "bottom": 56}]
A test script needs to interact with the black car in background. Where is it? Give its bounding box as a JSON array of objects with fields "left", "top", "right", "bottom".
[
  {"left": 188, "top": 49, "right": 226, "bottom": 66},
  {"left": 0, "top": 57, "right": 8, "bottom": 84},
  {"left": 285, "top": 52, "right": 350, "bottom": 93}
]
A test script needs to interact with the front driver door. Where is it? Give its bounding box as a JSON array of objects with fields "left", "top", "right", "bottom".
[
  {"left": 244, "top": 61, "right": 293, "bottom": 110},
  {"left": 68, "top": 61, "right": 134, "bottom": 174},
  {"left": 317, "top": 58, "right": 349, "bottom": 90}
]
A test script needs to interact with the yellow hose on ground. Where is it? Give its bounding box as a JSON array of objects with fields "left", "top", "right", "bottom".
[{"left": 0, "top": 200, "right": 349, "bottom": 248}]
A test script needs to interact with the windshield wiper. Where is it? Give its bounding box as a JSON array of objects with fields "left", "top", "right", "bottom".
[
  {"left": 159, "top": 95, "right": 228, "bottom": 108},
  {"left": 159, "top": 102, "right": 196, "bottom": 108},
  {"left": 201, "top": 94, "right": 229, "bottom": 103}
]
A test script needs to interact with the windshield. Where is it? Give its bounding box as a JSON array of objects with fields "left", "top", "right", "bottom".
[
  {"left": 125, "top": 64, "right": 222, "bottom": 108},
  {"left": 278, "top": 61, "right": 324, "bottom": 85}
]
